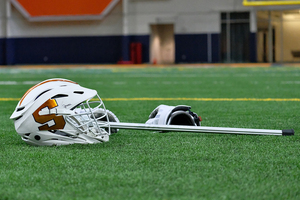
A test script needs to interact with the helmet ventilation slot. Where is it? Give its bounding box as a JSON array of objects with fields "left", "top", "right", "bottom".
[
  {"left": 52, "top": 94, "right": 68, "bottom": 99},
  {"left": 16, "top": 107, "right": 25, "bottom": 112},
  {"left": 35, "top": 89, "right": 51, "bottom": 100},
  {"left": 15, "top": 115, "right": 23, "bottom": 121},
  {"left": 70, "top": 102, "right": 82, "bottom": 110},
  {"left": 74, "top": 91, "right": 84, "bottom": 94}
]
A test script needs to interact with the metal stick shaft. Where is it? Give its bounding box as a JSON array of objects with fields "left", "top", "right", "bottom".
[{"left": 108, "top": 122, "right": 294, "bottom": 136}]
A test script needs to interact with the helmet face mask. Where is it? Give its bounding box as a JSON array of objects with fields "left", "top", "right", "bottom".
[
  {"left": 68, "top": 96, "right": 110, "bottom": 139},
  {"left": 10, "top": 78, "right": 110, "bottom": 146}
]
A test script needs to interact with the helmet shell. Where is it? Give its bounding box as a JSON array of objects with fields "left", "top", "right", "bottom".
[{"left": 10, "top": 78, "right": 109, "bottom": 146}]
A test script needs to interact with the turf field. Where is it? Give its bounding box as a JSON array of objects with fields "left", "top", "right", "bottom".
[{"left": 0, "top": 65, "right": 300, "bottom": 199}]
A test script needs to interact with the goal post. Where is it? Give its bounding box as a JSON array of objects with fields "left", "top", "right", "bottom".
[{"left": 243, "top": 0, "right": 300, "bottom": 6}]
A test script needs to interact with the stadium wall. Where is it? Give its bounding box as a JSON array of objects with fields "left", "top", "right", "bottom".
[{"left": 0, "top": 0, "right": 257, "bottom": 65}]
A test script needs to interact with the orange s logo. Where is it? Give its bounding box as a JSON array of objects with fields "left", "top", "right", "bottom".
[{"left": 33, "top": 99, "right": 66, "bottom": 131}]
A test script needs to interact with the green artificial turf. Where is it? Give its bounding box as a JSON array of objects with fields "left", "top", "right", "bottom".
[{"left": 0, "top": 65, "right": 299, "bottom": 199}]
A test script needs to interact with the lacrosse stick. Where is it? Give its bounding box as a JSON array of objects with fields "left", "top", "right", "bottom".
[
  {"left": 97, "top": 105, "right": 294, "bottom": 136},
  {"left": 107, "top": 122, "right": 294, "bottom": 136}
]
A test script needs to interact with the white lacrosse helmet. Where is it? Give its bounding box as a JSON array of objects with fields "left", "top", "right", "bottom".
[{"left": 10, "top": 78, "right": 111, "bottom": 146}]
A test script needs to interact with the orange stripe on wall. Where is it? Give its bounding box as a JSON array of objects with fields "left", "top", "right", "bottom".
[{"left": 17, "top": 0, "right": 114, "bottom": 16}]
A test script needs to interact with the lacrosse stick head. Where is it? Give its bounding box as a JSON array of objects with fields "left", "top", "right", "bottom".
[{"left": 146, "top": 105, "right": 201, "bottom": 126}]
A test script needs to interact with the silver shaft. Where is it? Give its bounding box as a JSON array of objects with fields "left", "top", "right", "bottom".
[{"left": 108, "top": 122, "right": 294, "bottom": 136}]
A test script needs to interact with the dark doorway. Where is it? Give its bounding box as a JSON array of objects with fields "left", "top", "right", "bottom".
[{"left": 221, "top": 12, "right": 250, "bottom": 63}]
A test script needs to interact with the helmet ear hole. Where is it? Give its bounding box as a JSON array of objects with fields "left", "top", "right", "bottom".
[{"left": 34, "top": 135, "right": 41, "bottom": 140}]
